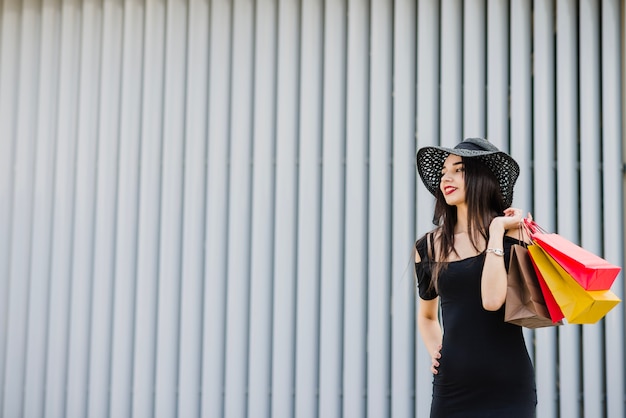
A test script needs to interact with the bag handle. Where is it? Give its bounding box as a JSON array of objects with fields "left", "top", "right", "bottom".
[
  {"left": 513, "top": 214, "right": 530, "bottom": 247},
  {"left": 520, "top": 219, "right": 533, "bottom": 244},
  {"left": 523, "top": 217, "right": 547, "bottom": 236},
  {"left": 511, "top": 214, "right": 531, "bottom": 247}
]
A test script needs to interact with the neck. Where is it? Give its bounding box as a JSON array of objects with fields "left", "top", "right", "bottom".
[{"left": 455, "top": 205, "right": 469, "bottom": 234}]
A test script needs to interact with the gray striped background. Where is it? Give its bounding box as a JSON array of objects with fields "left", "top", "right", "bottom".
[{"left": 0, "top": 0, "right": 624, "bottom": 417}]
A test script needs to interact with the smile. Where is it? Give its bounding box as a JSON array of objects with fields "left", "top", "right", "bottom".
[{"left": 444, "top": 186, "right": 457, "bottom": 195}]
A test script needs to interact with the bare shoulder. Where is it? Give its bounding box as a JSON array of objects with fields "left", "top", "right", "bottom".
[
  {"left": 415, "top": 228, "right": 440, "bottom": 263},
  {"left": 414, "top": 248, "right": 421, "bottom": 263}
]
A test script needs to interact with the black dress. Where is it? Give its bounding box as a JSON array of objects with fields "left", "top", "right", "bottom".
[{"left": 415, "top": 235, "right": 536, "bottom": 418}]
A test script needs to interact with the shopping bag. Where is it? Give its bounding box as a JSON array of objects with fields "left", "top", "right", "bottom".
[
  {"left": 528, "top": 252, "right": 565, "bottom": 322},
  {"left": 527, "top": 244, "right": 621, "bottom": 324},
  {"left": 524, "top": 220, "right": 621, "bottom": 290},
  {"left": 505, "top": 245, "right": 562, "bottom": 328}
]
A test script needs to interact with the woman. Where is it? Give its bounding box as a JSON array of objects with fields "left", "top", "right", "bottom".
[{"left": 414, "top": 138, "right": 536, "bottom": 417}]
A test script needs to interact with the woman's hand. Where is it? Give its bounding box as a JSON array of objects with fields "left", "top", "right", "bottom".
[
  {"left": 431, "top": 344, "right": 442, "bottom": 374},
  {"left": 490, "top": 207, "right": 524, "bottom": 232}
]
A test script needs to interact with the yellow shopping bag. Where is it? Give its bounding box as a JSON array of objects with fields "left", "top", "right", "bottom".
[{"left": 527, "top": 244, "right": 621, "bottom": 324}]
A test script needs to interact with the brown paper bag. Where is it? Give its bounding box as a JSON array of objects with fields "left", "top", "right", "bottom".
[{"left": 505, "top": 245, "right": 562, "bottom": 328}]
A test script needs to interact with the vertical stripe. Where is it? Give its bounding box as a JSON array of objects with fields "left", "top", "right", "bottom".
[
  {"left": 295, "top": 0, "right": 323, "bottom": 416},
  {"left": 579, "top": 2, "right": 604, "bottom": 417},
  {"left": 22, "top": 0, "right": 60, "bottom": 414},
  {"left": 556, "top": 1, "right": 582, "bottom": 417},
  {"left": 368, "top": 0, "right": 393, "bottom": 416},
  {"left": 153, "top": 0, "right": 188, "bottom": 414},
  {"left": 271, "top": 0, "right": 300, "bottom": 416},
  {"left": 3, "top": 0, "right": 40, "bottom": 415},
  {"left": 66, "top": 17, "right": 100, "bottom": 406},
  {"left": 440, "top": 0, "right": 462, "bottom": 145},
  {"left": 67, "top": 0, "right": 103, "bottom": 411},
  {"left": 392, "top": 1, "right": 417, "bottom": 418},
  {"left": 415, "top": 1, "right": 440, "bottom": 415},
  {"left": 463, "top": 0, "right": 486, "bottom": 138},
  {"left": 533, "top": 2, "right": 558, "bottom": 418},
  {"left": 44, "top": 0, "right": 82, "bottom": 415},
  {"left": 601, "top": 1, "right": 625, "bottom": 417},
  {"left": 342, "top": 0, "right": 369, "bottom": 416},
  {"left": 132, "top": 0, "right": 166, "bottom": 414},
  {"left": 247, "top": 0, "right": 277, "bottom": 417},
  {"left": 87, "top": 0, "right": 122, "bottom": 416},
  {"left": 318, "top": 0, "right": 346, "bottom": 417},
  {"left": 509, "top": 0, "right": 532, "bottom": 209},
  {"left": 203, "top": 1, "right": 232, "bottom": 418},
  {"left": 223, "top": 0, "right": 255, "bottom": 416},
  {"left": 0, "top": 0, "right": 21, "bottom": 411},
  {"left": 486, "top": 0, "right": 509, "bottom": 149},
  {"left": 177, "top": 0, "right": 209, "bottom": 416},
  {"left": 108, "top": 0, "right": 144, "bottom": 415}
]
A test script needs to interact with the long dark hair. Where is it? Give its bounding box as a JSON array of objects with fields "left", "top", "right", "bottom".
[{"left": 427, "top": 156, "right": 507, "bottom": 291}]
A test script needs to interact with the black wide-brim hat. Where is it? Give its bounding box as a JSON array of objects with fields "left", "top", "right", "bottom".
[{"left": 416, "top": 137, "right": 520, "bottom": 207}]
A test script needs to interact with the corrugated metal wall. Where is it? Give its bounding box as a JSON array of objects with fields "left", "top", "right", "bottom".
[{"left": 0, "top": 0, "right": 624, "bottom": 417}]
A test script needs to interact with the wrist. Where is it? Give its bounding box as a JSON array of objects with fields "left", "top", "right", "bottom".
[
  {"left": 486, "top": 248, "right": 505, "bottom": 257},
  {"left": 489, "top": 221, "right": 505, "bottom": 235}
]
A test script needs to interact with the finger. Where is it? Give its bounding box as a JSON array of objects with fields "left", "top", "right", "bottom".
[
  {"left": 432, "top": 360, "right": 440, "bottom": 374},
  {"left": 504, "top": 209, "right": 522, "bottom": 219}
]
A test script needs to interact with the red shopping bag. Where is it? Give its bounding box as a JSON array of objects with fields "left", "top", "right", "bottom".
[
  {"left": 524, "top": 219, "right": 621, "bottom": 291},
  {"left": 527, "top": 248, "right": 565, "bottom": 322},
  {"left": 528, "top": 244, "right": 621, "bottom": 324}
]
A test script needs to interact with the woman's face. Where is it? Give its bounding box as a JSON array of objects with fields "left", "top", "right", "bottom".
[{"left": 439, "top": 154, "right": 466, "bottom": 206}]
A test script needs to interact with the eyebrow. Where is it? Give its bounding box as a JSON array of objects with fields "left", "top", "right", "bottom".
[{"left": 441, "top": 161, "right": 464, "bottom": 172}]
